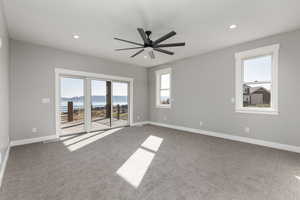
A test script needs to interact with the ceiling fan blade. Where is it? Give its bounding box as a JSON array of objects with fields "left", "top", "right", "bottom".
[
  {"left": 137, "top": 28, "right": 149, "bottom": 45},
  {"left": 115, "top": 47, "right": 144, "bottom": 51},
  {"left": 149, "top": 51, "right": 155, "bottom": 59},
  {"left": 131, "top": 49, "right": 144, "bottom": 58},
  {"left": 155, "top": 42, "right": 185, "bottom": 48},
  {"left": 114, "top": 37, "right": 144, "bottom": 46},
  {"left": 154, "top": 48, "right": 174, "bottom": 55},
  {"left": 153, "top": 31, "right": 176, "bottom": 46}
]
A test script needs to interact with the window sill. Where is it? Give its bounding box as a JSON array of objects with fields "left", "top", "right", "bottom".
[
  {"left": 235, "top": 108, "right": 278, "bottom": 115},
  {"left": 156, "top": 105, "right": 171, "bottom": 109}
]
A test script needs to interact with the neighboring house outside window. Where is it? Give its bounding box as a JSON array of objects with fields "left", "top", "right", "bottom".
[
  {"left": 243, "top": 86, "right": 270, "bottom": 107},
  {"left": 156, "top": 68, "right": 171, "bottom": 108},
  {"left": 235, "top": 44, "right": 279, "bottom": 115}
]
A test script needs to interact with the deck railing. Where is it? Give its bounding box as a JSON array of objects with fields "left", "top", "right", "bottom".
[{"left": 61, "top": 102, "right": 128, "bottom": 127}]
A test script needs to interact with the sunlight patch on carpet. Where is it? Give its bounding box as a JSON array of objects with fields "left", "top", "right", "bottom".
[
  {"left": 117, "top": 148, "right": 155, "bottom": 188},
  {"left": 63, "top": 128, "right": 123, "bottom": 152},
  {"left": 116, "top": 135, "right": 163, "bottom": 188},
  {"left": 141, "top": 135, "right": 163, "bottom": 152}
]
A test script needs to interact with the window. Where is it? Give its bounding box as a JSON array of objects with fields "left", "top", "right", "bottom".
[
  {"left": 235, "top": 44, "right": 279, "bottom": 115},
  {"left": 156, "top": 68, "right": 171, "bottom": 108}
]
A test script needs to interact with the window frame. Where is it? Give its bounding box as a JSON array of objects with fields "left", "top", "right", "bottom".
[
  {"left": 235, "top": 44, "right": 279, "bottom": 115},
  {"left": 156, "top": 68, "right": 172, "bottom": 108}
]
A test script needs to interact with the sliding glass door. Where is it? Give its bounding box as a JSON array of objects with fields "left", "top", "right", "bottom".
[
  {"left": 59, "top": 77, "right": 129, "bottom": 135},
  {"left": 112, "top": 81, "right": 129, "bottom": 128},
  {"left": 90, "top": 80, "right": 110, "bottom": 131},
  {"left": 60, "top": 77, "right": 85, "bottom": 135}
]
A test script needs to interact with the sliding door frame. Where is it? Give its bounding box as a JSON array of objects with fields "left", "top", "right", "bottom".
[{"left": 55, "top": 68, "right": 133, "bottom": 137}]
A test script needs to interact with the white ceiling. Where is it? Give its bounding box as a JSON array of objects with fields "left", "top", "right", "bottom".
[{"left": 3, "top": 0, "right": 300, "bottom": 67}]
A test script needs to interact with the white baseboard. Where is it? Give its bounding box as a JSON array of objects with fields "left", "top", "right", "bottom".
[
  {"left": 10, "top": 135, "right": 58, "bottom": 147},
  {"left": 0, "top": 146, "right": 10, "bottom": 188},
  {"left": 131, "top": 121, "right": 150, "bottom": 127},
  {"left": 147, "top": 121, "right": 300, "bottom": 154},
  {"left": 8, "top": 122, "right": 300, "bottom": 154}
]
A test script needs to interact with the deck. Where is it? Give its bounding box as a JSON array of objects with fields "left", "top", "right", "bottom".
[{"left": 61, "top": 118, "right": 128, "bottom": 135}]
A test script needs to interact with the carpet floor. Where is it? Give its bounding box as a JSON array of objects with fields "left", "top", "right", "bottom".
[{"left": 1, "top": 125, "right": 300, "bottom": 200}]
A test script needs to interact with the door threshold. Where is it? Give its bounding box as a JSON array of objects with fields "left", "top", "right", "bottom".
[{"left": 59, "top": 125, "right": 129, "bottom": 138}]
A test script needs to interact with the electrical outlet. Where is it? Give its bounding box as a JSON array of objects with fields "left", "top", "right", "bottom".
[
  {"left": 245, "top": 127, "right": 250, "bottom": 133},
  {"left": 42, "top": 98, "right": 50, "bottom": 104},
  {"left": 199, "top": 121, "right": 203, "bottom": 126},
  {"left": 163, "top": 116, "right": 167, "bottom": 121},
  {"left": 137, "top": 115, "right": 140, "bottom": 120},
  {"left": 32, "top": 128, "right": 37, "bottom": 133}
]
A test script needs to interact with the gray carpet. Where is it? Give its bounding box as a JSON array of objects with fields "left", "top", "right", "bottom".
[{"left": 1, "top": 125, "right": 300, "bottom": 200}]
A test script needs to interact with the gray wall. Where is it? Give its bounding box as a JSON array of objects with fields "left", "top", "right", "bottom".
[
  {"left": 10, "top": 40, "right": 148, "bottom": 141},
  {"left": 0, "top": 2, "right": 10, "bottom": 169},
  {"left": 149, "top": 29, "right": 300, "bottom": 147}
]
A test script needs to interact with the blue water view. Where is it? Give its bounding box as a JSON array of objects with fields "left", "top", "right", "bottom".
[{"left": 61, "top": 96, "right": 127, "bottom": 112}]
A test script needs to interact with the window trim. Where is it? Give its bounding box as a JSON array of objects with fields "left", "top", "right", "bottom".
[
  {"left": 156, "top": 68, "right": 171, "bottom": 108},
  {"left": 235, "top": 44, "right": 279, "bottom": 115}
]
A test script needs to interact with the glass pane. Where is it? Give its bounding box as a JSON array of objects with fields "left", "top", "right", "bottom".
[
  {"left": 112, "top": 82, "right": 129, "bottom": 128},
  {"left": 160, "top": 90, "right": 170, "bottom": 105},
  {"left": 243, "top": 55, "right": 272, "bottom": 82},
  {"left": 91, "top": 80, "right": 109, "bottom": 131},
  {"left": 60, "top": 77, "right": 85, "bottom": 134},
  {"left": 161, "top": 73, "right": 170, "bottom": 89},
  {"left": 243, "top": 83, "right": 271, "bottom": 108}
]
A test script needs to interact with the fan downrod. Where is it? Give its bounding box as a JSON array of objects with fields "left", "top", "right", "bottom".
[{"left": 145, "top": 31, "right": 152, "bottom": 38}]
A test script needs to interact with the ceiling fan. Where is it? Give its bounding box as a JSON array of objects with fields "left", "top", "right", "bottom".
[{"left": 114, "top": 28, "right": 185, "bottom": 59}]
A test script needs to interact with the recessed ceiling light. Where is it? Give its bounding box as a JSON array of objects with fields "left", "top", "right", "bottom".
[
  {"left": 144, "top": 55, "right": 148, "bottom": 59},
  {"left": 73, "top": 34, "right": 80, "bottom": 39},
  {"left": 229, "top": 24, "right": 237, "bottom": 29}
]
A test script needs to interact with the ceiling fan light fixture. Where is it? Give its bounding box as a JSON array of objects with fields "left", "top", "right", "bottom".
[{"left": 144, "top": 47, "right": 152, "bottom": 52}]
